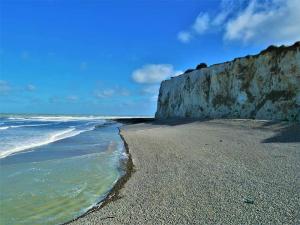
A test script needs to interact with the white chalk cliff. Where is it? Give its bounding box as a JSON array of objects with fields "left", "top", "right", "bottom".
[{"left": 156, "top": 42, "right": 300, "bottom": 121}]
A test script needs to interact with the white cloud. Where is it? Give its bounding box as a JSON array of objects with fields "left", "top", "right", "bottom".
[
  {"left": 141, "top": 85, "right": 160, "bottom": 95},
  {"left": 224, "top": 0, "right": 300, "bottom": 44},
  {"left": 0, "top": 81, "right": 39, "bottom": 96},
  {"left": 26, "top": 84, "right": 36, "bottom": 91},
  {"left": 140, "top": 85, "right": 163, "bottom": 105},
  {"left": 132, "top": 64, "right": 182, "bottom": 84},
  {"left": 150, "top": 95, "right": 158, "bottom": 102},
  {"left": 178, "top": 0, "right": 300, "bottom": 45},
  {"left": 119, "top": 88, "right": 130, "bottom": 96},
  {"left": 94, "top": 89, "right": 115, "bottom": 98},
  {"left": 66, "top": 95, "right": 78, "bottom": 102},
  {"left": 177, "top": 11, "right": 218, "bottom": 43},
  {"left": 94, "top": 86, "right": 130, "bottom": 98},
  {"left": 212, "top": 10, "right": 230, "bottom": 26},
  {"left": 177, "top": 31, "right": 192, "bottom": 43},
  {"left": 0, "top": 81, "right": 37, "bottom": 95},
  {"left": 192, "top": 13, "right": 210, "bottom": 34},
  {"left": 135, "top": 85, "right": 162, "bottom": 109}
]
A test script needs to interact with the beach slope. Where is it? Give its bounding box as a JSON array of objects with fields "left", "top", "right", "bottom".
[{"left": 71, "top": 119, "right": 299, "bottom": 225}]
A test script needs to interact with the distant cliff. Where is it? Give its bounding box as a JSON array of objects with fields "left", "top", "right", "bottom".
[{"left": 156, "top": 42, "right": 300, "bottom": 121}]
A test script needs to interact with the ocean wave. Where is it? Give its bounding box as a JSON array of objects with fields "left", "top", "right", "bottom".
[
  {"left": 0, "top": 123, "right": 51, "bottom": 131},
  {"left": 6, "top": 116, "right": 106, "bottom": 122},
  {"left": 0, "top": 126, "right": 96, "bottom": 159},
  {"left": 4, "top": 115, "right": 149, "bottom": 122}
]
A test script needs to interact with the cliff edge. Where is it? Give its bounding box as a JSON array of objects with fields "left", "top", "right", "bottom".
[{"left": 156, "top": 42, "right": 300, "bottom": 121}]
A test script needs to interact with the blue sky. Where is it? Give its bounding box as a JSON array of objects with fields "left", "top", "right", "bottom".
[{"left": 1, "top": 0, "right": 299, "bottom": 116}]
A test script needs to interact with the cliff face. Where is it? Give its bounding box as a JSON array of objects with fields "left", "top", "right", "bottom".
[{"left": 156, "top": 42, "right": 300, "bottom": 121}]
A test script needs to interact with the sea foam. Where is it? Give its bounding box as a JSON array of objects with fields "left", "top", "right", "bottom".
[{"left": 0, "top": 126, "right": 96, "bottom": 158}]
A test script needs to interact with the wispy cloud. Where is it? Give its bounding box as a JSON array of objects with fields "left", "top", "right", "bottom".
[
  {"left": 177, "top": 12, "right": 211, "bottom": 44},
  {"left": 0, "top": 81, "right": 38, "bottom": 96},
  {"left": 94, "top": 86, "right": 130, "bottom": 99},
  {"left": 192, "top": 13, "right": 210, "bottom": 34},
  {"left": 140, "top": 85, "right": 161, "bottom": 103},
  {"left": 178, "top": 0, "right": 300, "bottom": 45},
  {"left": 141, "top": 85, "right": 160, "bottom": 95},
  {"left": 119, "top": 88, "right": 130, "bottom": 97},
  {"left": 132, "top": 64, "right": 182, "bottom": 84},
  {"left": 224, "top": 0, "right": 300, "bottom": 44},
  {"left": 0, "top": 80, "right": 11, "bottom": 95},
  {"left": 26, "top": 84, "right": 36, "bottom": 92},
  {"left": 49, "top": 96, "right": 61, "bottom": 104},
  {"left": 66, "top": 95, "right": 78, "bottom": 102},
  {"left": 94, "top": 89, "right": 115, "bottom": 98},
  {"left": 49, "top": 95, "right": 79, "bottom": 104},
  {"left": 177, "top": 31, "right": 193, "bottom": 43}
]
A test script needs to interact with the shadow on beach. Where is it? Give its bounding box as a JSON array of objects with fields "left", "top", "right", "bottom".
[
  {"left": 261, "top": 122, "right": 300, "bottom": 143},
  {"left": 115, "top": 117, "right": 300, "bottom": 143},
  {"left": 114, "top": 117, "right": 207, "bottom": 126}
]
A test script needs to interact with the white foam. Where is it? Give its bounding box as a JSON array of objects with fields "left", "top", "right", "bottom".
[
  {"left": 0, "top": 126, "right": 96, "bottom": 159},
  {"left": 6, "top": 115, "right": 152, "bottom": 122},
  {"left": 7, "top": 116, "right": 106, "bottom": 122},
  {"left": 0, "top": 123, "right": 51, "bottom": 131}
]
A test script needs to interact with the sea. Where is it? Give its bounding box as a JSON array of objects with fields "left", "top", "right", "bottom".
[{"left": 0, "top": 114, "right": 128, "bottom": 225}]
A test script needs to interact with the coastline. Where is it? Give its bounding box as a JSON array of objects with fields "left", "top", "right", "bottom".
[
  {"left": 64, "top": 121, "right": 137, "bottom": 224},
  {"left": 69, "top": 118, "right": 299, "bottom": 224},
  {"left": 0, "top": 116, "right": 134, "bottom": 225}
]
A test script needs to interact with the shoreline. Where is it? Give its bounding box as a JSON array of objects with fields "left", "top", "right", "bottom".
[
  {"left": 64, "top": 123, "right": 135, "bottom": 225},
  {"left": 69, "top": 118, "right": 299, "bottom": 224}
]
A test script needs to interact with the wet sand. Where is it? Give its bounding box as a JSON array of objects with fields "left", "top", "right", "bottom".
[{"left": 70, "top": 119, "right": 300, "bottom": 225}]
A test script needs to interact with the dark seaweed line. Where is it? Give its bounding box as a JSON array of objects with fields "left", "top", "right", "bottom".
[{"left": 62, "top": 126, "right": 134, "bottom": 225}]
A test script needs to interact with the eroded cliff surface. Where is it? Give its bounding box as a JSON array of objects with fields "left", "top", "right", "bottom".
[{"left": 156, "top": 42, "right": 300, "bottom": 121}]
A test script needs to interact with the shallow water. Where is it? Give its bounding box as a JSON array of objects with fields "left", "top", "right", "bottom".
[{"left": 0, "top": 115, "right": 125, "bottom": 225}]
